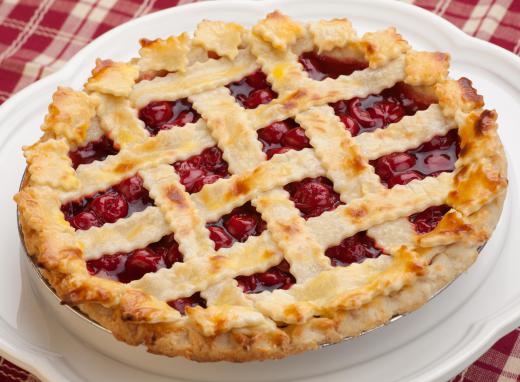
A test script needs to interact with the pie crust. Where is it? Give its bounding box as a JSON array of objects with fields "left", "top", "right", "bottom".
[{"left": 15, "top": 11, "right": 507, "bottom": 362}]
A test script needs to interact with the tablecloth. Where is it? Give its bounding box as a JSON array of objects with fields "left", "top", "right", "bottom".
[{"left": 0, "top": 0, "right": 519, "bottom": 381}]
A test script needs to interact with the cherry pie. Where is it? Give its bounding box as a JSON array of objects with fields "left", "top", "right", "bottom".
[{"left": 15, "top": 11, "right": 507, "bottom": 361}]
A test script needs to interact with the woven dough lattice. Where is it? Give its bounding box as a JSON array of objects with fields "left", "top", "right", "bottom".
[{"left": 15, "top": 11, "right": 507, "bottom": 361}]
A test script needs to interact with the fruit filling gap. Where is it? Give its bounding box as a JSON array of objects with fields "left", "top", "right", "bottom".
[
  {"left": 138, "top": 98, "right": 201, "bottom": 136},
  {"left": 331, "top": 82, "right": 434, "bottom": 137},
  {"left": 284, "top": 176, "right": 343, "bottom": 219},
  {"left": 325, "top": 231, "right": 385, "bottom": 267},
  {"left": 168, "top": 293, "right": 207, "bottom": 315},
  {"left": 236, "top": 260, "right": 296, "bottom": 294},
  {"left": 173, "top": 146, "right": 229, "bottom": 194},
  {"left": 370, "top": 129, "right": 460, "bottom": 188},
  {"left": 69, "top": 135, "right": 118, "bottom": 169},
  {"left": 86, "top": 233, "right": 183, "bottom": 283},
  {"left": 227, "top": 70, "right": 278, "bottom": 109},
  {"left": 61, "top": 175, "right": 154, "bottom": 230},
  {"left": 206, "top": 202, "right": 267, "bottom": 250},
  {"left": 299, "top": 51, "right": 369, "bottom": 81},
  {"left": 409, "top": 205, "right": 451, "bottom": 234},
  {"left": 257, "top": 118, "right": 311, "bottom": 159}
]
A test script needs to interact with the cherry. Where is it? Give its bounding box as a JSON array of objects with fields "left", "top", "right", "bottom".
[
  {"left": 298, "top": 52, "right": 368, "bottom": 81},
  {"left": 281, "top": 127, "right": 310, "bottom": 150},
  {"left": 339, "top": 114, "right": 360, "bottom": 136},
  {"left": 424, "top": 153, "right": 452, "bottom": 172},
  {"left": 119, "top": 249, "right": 161, "bottom": 283},
  {"left": 163, "top": 243, "right": 183, "bottom": 267},
  {"left": 236, "top": 275, "right": 258, "bottom": 293},
  {"left": 225, "top": 214, "right": 259, "bottom": 242},
  {"left": 114, "top": 175, "right": 146, "bottom": 202},
  {"left": 172, "top": 110, "right": 196, "bottom": 127},
  {"left": 325, "top": 231, "right": 384, "bottom": 266},
  {"left": 191, "top": 174, "right": 222, "bottom": 193},
  {"left": 139, "top": 101, "right": 172, "bottom": 127},
  {"left": 208, "top": 226, "right": 234, "bottom": 250},
  {"left": 245, "top": 70, "right": 268, "bottom": 88},
  {"left": 139, "top": 99, "right": 200, "bottom": 135},
  {"left": 368, "top": 101, "right": 405, "bottom": 124},
  {"left": 69, "top": 135, "right": 118, "bottom": 169},
  {"left": 201, "top": 146, "right": 228, "bottom": 173},
  {"left": 422, "top": 132, "right": 458, "bottom": 152},
  {"left": 286, "top": 177, "right": 341, "bottom": 218},
  {"left": 86, "top": 253, "right": 125, "bottom": 275},
  {"left": 243, "top": 88, "right": 276, "bottom": 109},
  {"left": 386, "top": 171, "right": 422, "bottom": 188},
  {"left": 90, "top": 191, "right": 128, "bottom": 223},
  {"left": 374, "top": 152, "right": 416, "bottom": 180},
  {"left": 70, "top": 211, "right": 102, "bottom": 230},
  {"left": 256, "top": 269, "right": 286, "bottom": 286},
  {"left": 258, "top": 121, "right": 291, "bottom": 144},
  {"left": 228, "top": 71, "right": 278, "bottom": 109},
  {"left": 236, "top": 261, "right": 296, "bottom": 293},
  {"left": 206, "top": 203, "right": 266, "bottom": 248},
  {"left": 173, "top": 146, "right": 229, "bottom": 194},
  {"left": 266, "top": 147, "right": 291, "bottom": 159},
  {"left": 409, "top": 205, "right": 451, "bottom": 234},
  {"left": 167, "top": 293, "right": 206, "bottom": 315},
  {"left": 348, "top": 98, "right": 375, "bottom": 127}
]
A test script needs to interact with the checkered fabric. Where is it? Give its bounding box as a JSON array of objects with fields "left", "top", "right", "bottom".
[{"left": 0, "top": 1, "right": 518, "bottom": 381}]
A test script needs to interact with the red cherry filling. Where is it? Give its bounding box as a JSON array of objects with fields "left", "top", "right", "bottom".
[
  {"left": 167, "top": 293, "right": 207, "bottom": 315},
  {"left": 86, "top": 233, "right": 183, "bottom": 283},
  {"left": 331, "top": 82, "right": 433, "bottom": 137},
  {"left": 236, "top": 260, "right": 295, "bottom": 293},
  {"left": 139, "top": 98, "right": 200, "bottom": 136},
  {"left": 370, "top": 129, "right": 460, "bottom": 188},
  {"left": 227, "top": 70, "right": 278, "bottom": 109},
  {"left": 173, "top": 146, "right": 229, "bottom": 193},
  {"left": 206, "top": 202, "right": 266, "bottom": 250},
  {"left": 325, "top": 231, "right": 384, "bottom": 267},
  {"left": 257, "top": 119, "right": 311, "bottom": 159},
  {"left": 299, "top": 52, "right": 369, "bottom": 81},
  {"left": 284, "top": 177, "right": 342, "bottom": 219},
  {"left": 408, "top": 205, "right": 451, "bottom": 234},
  {"left": 61, "top": 175, "right": 154, "bottom": 230},
  {"left": 69, "top": 135, "right": 118, "bottom": 169}
]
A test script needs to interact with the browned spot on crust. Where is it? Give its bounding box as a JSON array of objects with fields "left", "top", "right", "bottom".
[
  {"left": 209, "top": 255, "right": 227, "bottom": 273},
  {"left": 365, "top": 42, "right": 375, "bottom": 55},
  {"left": 454, "top": 164, "right": 469, "bottom": 182},
  {"left": 226, "top": 178, "right": 251, "bottom": 200},
  {"left": 166, "top": 186, "right": 187, "bottom": 208},
  {"left": 283, "top": 89, "right": 307, "bottom": 110},
  {"left": 347, "top": 155, "right": 366, "bottom": 174},
  {"left": 283, "top": 305, "right": 304, "bottom": 323},
  {"left": 114, "top": 161, "right": 135, "bottom": 173},
  {"left": 279, "top": 222, "right": 300, "bottom": 235},
  {"left": 457, "top": 77, "right": 484, "bottom": 106},
  {"left": 474, "top": 109, "right": 497, "bottom": 136},
  {"left": 433, "top": 52, "right": 449, "bottom": 62},
  {"left": 261, "top": 250, "right": 275, "bottom": 260},
  {"left": 406, "top": 261, "right": 425, "bottom": 275},
  {"left": 92, "top": 59, "right": 114, "bottom": 76},
  {"left": 139, "top": 38, "right": 156, "bottom": 48},
  {"left": 459, "top": 142, "right": 471, "bottom": 157},
  {"left": 346, "top": 206, "right": 367, "bottom": 220}
]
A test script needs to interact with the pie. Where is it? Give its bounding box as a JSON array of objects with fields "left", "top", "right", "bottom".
[{"left": 15, "top": 11, "right": 507, "bottom": 362}]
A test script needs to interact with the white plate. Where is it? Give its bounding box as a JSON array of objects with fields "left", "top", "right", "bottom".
[{"left": 1, "top": 0, "right": 519, "bottom": 381}]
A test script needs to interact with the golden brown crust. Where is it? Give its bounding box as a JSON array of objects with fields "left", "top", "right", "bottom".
[{"left": 15, "top": 11, "right": 507, "bottom": 362}]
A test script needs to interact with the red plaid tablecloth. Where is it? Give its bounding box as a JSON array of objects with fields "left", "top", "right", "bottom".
[{"left": 0, "top": 0, "right": 518, "bottom": 381}]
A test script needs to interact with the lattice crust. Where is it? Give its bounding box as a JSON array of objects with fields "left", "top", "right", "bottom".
[
  {"left": 15, "top": 11, "right": 508, "bottom": 362},
  {"left": 41, "top": 87, "right": 98, "bottom": 146}
]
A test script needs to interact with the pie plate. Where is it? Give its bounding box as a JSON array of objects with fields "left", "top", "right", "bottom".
[{"left": 1, "top": 0, "right": 520, "bottom": 381}]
